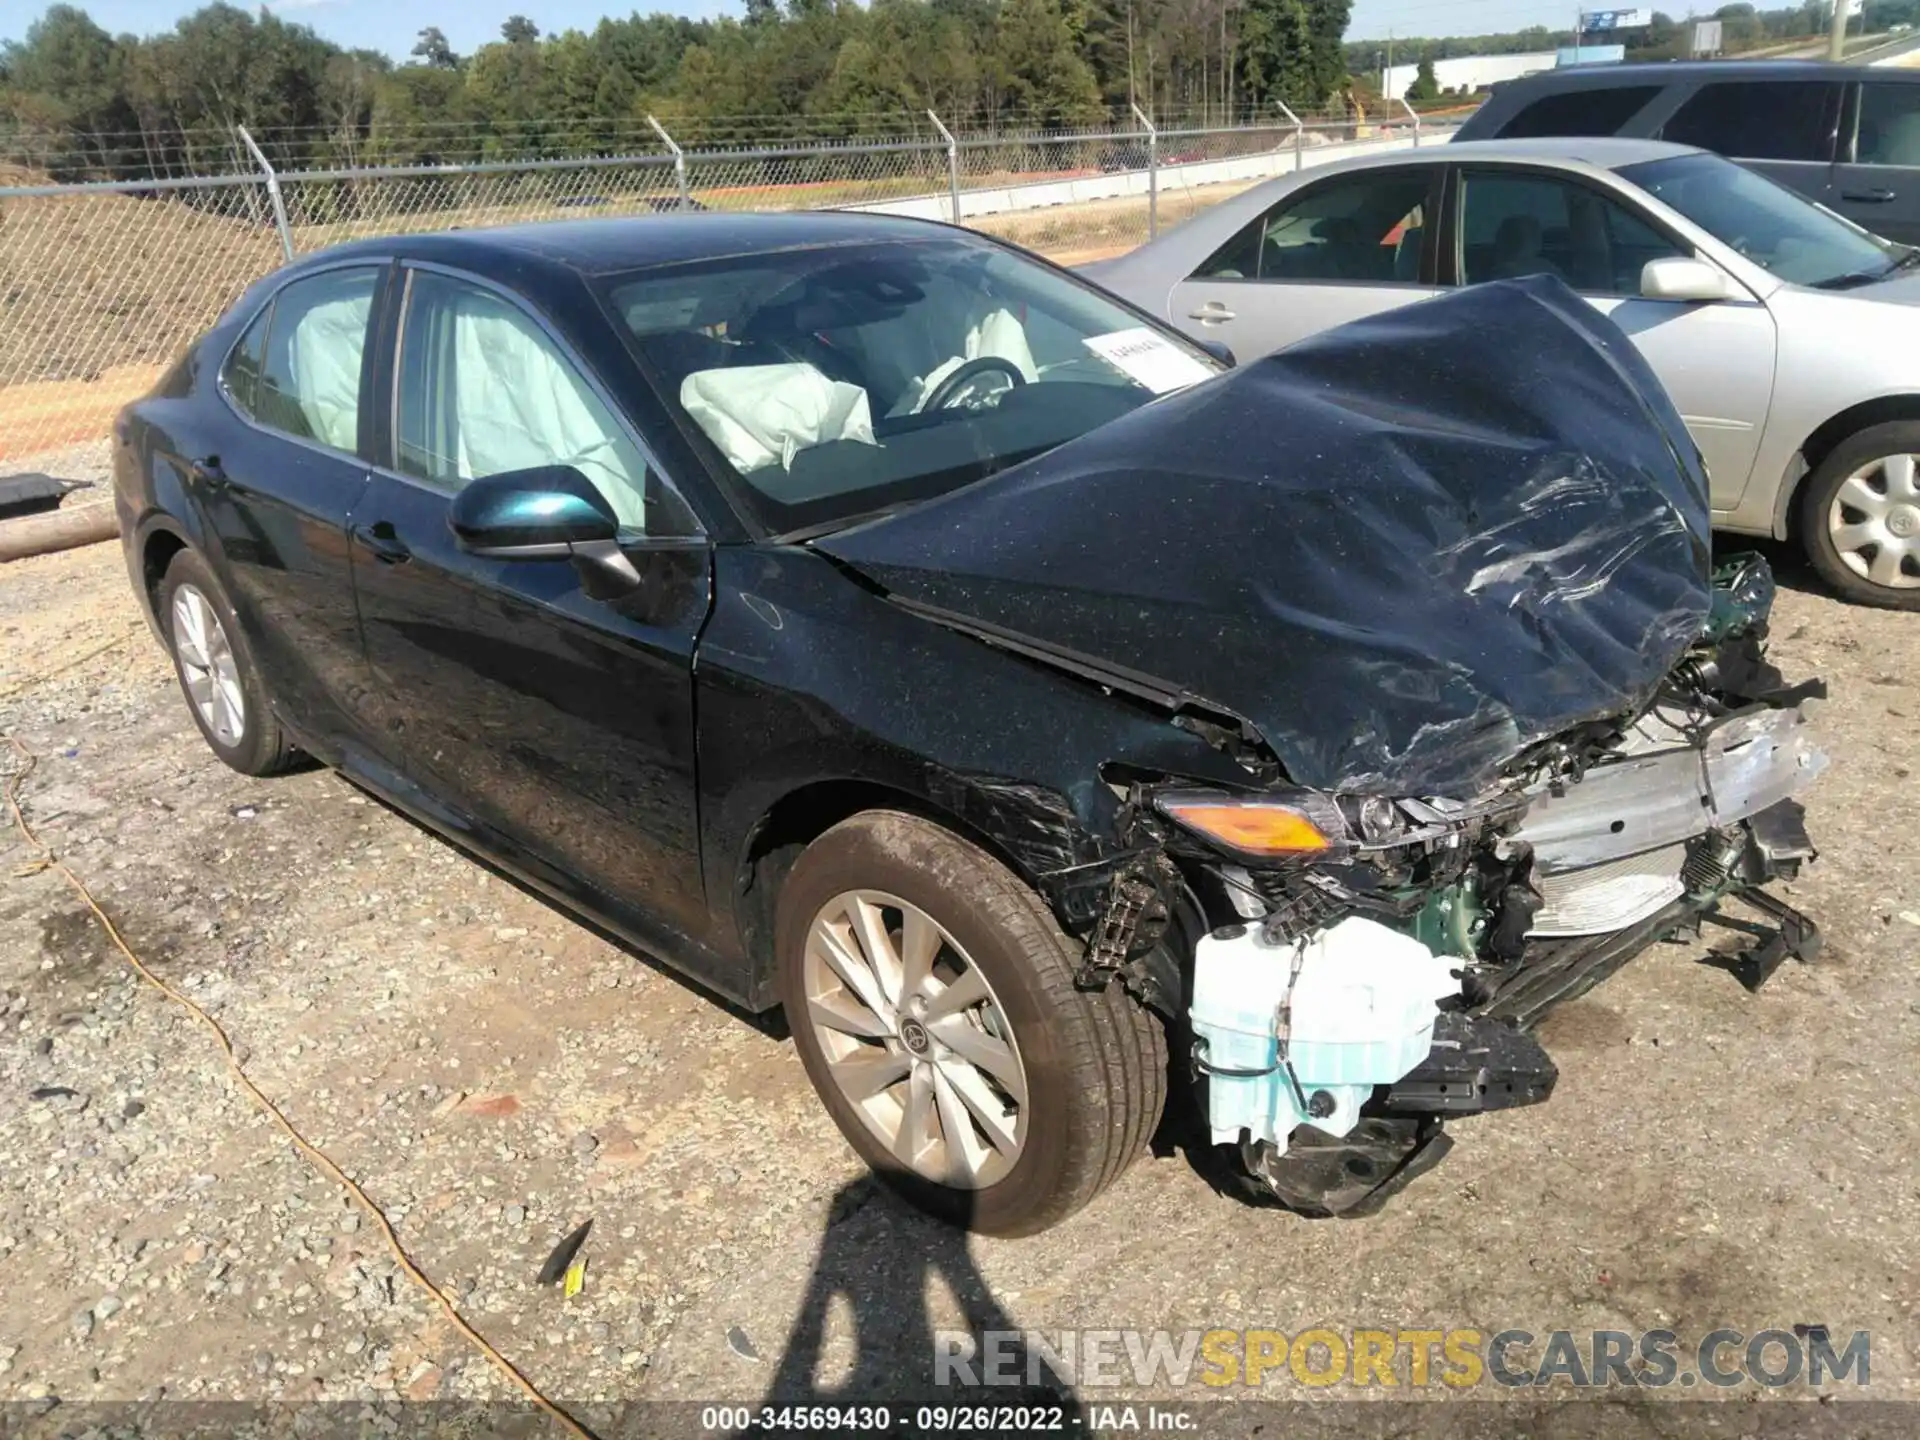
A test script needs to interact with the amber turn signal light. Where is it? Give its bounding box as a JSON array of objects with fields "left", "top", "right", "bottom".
[{"left": 1159, "top": 800, "right": 1332, "bottom": 856}]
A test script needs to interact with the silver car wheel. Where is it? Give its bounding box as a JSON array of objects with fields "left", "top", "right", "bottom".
[
  {"left": 1829, "top": 453, "right": 1920, "bottom": 590},
  {"left": 171, "top": 584, "right": 247, "bottom": 746},
  {"left": 802, "top": 889, "right": 1029, "bottom": 1189}
]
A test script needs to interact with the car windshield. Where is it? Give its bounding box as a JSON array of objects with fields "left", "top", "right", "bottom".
[
  {"left": 1619, "top": 151, "right": 1904, "bottom": 289},
  {"left": 602, "top": 237, "right": 1223, "bottom": 534}
]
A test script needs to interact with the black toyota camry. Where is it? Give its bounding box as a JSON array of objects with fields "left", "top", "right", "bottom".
[{"left": 114, "top": 213, "right": 1827, "bottom": 1235}]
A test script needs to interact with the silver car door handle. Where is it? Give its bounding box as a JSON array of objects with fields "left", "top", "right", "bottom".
[{"left": 1187, "top": 304, "right": 1236, "bottom": 323}]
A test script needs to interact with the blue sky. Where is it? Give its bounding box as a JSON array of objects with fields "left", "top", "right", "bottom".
[{"left": 2, "top": 0, "right": 1590, "bottom": 55}]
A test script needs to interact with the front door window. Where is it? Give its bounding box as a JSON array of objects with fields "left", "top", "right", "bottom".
[
  {"left": 394, "top": 271, "right": 664, "bottom": 533},
  {"left": 1458, "top": 172, "right": 1685, "bottom": 294}
]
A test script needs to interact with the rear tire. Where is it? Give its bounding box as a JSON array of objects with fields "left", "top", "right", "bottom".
[
  {"left": 157, "top": 550, "right": 300, "bottom": 776},
  {"left": 1798, "top": 421, "right": 1920, "bottom": 610},
  {"left": 776, "top": 810, "right": 1167, "bottom": 1236}
]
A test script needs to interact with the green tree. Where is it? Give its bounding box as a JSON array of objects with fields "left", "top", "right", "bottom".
[
  {"left": 991, "top": 0, "right": 1104, "bottom": 124},
  {"left": 369, "top": 61, "right": 470, "bottom": 162},
  {"left": 410, "top": 26, "right": 458, "bottom": 69},
  {"left": 1238, "top": 0, "right": 1312, "bottom": 108},
  {"left": 466, "top": 29, "right": 551, "bottom": 154},
  {"left": 0, "top": 4, "right": 134, "bottom": 175},
  {"left": 1406, "top": 56, "right": 1438, "bottom": 102},
  {"left": 809, "top": 34, "right": 917, "bottom": 131},
  {"left": 320, "top": 49, "right": 388, "bottom": 165}
]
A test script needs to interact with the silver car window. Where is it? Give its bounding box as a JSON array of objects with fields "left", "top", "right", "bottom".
[
  {"left": 1193, "top": 171, "right": 1429, "bottom": 284},
  {"left": 1459, "top": 172, "right": 1685, "bottom": 295}
]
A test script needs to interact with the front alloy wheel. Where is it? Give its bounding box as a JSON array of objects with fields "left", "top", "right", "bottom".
[
  {"left": 802, "top": 890, "right": 1029, "bottom": 1189},
  {"left": 776, "top": 811, "right": 1167, "bottom": 1236}
]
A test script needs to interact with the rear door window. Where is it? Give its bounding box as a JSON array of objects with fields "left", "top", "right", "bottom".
[
  {"left": 247, "top": 267, "right": 380, "bottom": 454},
  {"left": 1659, "top": 81, "right": 1841, "bottom": 162},
  {"left": 1498, "top": 85, "right": 1664, "bottom": 138},
  {"left": 222, "top": 305, "right": 271, "bottom": 419},
  {"left": 1192, "top": 170, "right": 1433, "bottom": 283}
]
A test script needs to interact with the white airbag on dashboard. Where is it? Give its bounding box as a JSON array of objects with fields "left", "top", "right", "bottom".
[
  {"left": 681, "top": 363, "right": 877, "bottom": 473},
  {"left": 895, "top": 307, "right": 1040, "bottom": 415}
]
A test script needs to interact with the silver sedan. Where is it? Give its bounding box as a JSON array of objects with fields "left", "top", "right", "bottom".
[{"left": 1090, "top": 137, "right": 1920, "bottom": 608}]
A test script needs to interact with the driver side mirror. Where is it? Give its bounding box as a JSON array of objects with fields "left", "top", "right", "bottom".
[
  {"left": 448, "top": 465, "right": 639, "bottom": 588},
  {"left": 1640, "top": 256, "right": 1739, "bottom": 303}
]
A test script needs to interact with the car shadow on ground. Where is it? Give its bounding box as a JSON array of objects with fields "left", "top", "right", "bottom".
[{"left": 741, "top": 1177, "right": 1084, "bottom": 1420}]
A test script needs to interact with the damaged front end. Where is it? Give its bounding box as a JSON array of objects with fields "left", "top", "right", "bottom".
[
  {"left": 1087, "top": 554, "right": 1826, "bottom": 1216},
  {"left": 814, "top": 279, "right": 1831, "bottom": 1216}
]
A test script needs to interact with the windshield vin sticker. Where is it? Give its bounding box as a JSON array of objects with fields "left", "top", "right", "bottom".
[{"left": 1083, "top": 327, "right": 1216, "bottom": 394}]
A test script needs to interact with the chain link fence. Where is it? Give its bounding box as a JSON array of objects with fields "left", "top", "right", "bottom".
[{"left": 1, "top": 104, "right": 1456, "bottom": 470}]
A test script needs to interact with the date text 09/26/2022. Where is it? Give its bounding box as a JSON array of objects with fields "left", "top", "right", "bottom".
[{"left": 698, "top": 1406, "right": 1081, "bottom": 1431}]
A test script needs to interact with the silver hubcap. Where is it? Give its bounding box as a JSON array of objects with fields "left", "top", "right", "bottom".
[
  {"left": 171, "top": 584, "right": 247, "bottom": 746},
  {"left": 1829, "top": 453, "right": 1920, "bottom": 590},
  {"left": 802, "top": 890, "right": 1028, "bottom": 1189}
]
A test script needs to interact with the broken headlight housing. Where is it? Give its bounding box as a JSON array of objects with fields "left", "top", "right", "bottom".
[{"left": 1152, "top": 786, "right": 1524, "bottom": 868}]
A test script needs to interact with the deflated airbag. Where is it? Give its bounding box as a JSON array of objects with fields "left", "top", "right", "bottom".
[{"left": 819, "top": 278, "right": 1713, "bottom": 795}]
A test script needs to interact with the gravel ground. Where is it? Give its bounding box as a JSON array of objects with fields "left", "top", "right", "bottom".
[{"left": 0, "top": 532, "right": 1915, "bottom": 1429}]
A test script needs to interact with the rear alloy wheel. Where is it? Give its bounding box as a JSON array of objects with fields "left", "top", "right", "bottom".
[
  {"left": 1800, "top": 421, "right": 1920, "bottom": 609},
  {"left": 157, "top": 549, "right": 300, "bottom": 776},
  {"left": 776, "top": 811, "right": 1167, "bottom": 1236},
  {"left": 172, "top": 584, "right": 246, "bottom": 747}
]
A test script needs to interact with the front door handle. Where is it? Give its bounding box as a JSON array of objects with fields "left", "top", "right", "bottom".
[
  {"left": 1187, "top": 301, "right": 1236, "bottom": 324},
  {"left": 1842, "top": 187, "right": 1896, "bottom": 202},
  {"left": 352, "top": 521, "right": 412, "bottom": 565}
]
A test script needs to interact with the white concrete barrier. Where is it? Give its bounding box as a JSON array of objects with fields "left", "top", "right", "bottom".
[{"left": 850, "top": 129, "right": 1451, "bottom": 224}]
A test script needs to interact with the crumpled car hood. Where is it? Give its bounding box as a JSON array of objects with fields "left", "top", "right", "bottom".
[{"left": 818, "top": 277, "right": 1713, "bottom": 796}]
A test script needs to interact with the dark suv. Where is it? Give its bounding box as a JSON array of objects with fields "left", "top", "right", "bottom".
[{"left": 1454, "top": 61, "right": 1920, "bottom": 244}]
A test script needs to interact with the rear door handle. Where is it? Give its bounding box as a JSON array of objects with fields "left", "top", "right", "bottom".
[
  {"left": 352, "top": 521, "right": 412, "bottom": 565},
  {"left": 1842, "top": 187, "right": 1896, "bottom": 202},
  {"left": 1187, "top": 302, "right": 1236, "bottom": 324}
]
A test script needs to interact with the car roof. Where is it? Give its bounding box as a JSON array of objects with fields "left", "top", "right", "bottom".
[
  {"left": 295, "top": 210, "right": 974, "bottom": 282},
  {"left": 1309, "top": 135, "right": 1699, "bottom": 175},
  {"left": 1491, "top": 58, "right": 1920, "bottom": 88},
  {"left": 1440, "top": 136, "right": 1701, "bottom": 169}
]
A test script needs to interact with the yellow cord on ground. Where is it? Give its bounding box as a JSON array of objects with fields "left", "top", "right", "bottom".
[
  {"left": 0, "top": 629, "right": 143, "bottom": 703},
  {"left": 4, "top": 732, "right": 594, "bottom": 1439}
]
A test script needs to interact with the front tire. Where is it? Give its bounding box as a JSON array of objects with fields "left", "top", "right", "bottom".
[
  {"left": 157, "top": 549, "right": 300, "bottom": 776},
  {"left": 776, "top": 811, "right": 1166, "bottom": 1236},
  {"left": 1799, "top": 421, "right": 1920, "bottom": 610}
]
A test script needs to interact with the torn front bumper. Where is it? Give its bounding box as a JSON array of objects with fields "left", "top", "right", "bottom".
[
  {"left": 1512, "top": 703, "right": 1826, "bottom": 938},
  {"left": 1469, "top": 840, "right": 1824, "bottom": 1030},
  {"left": 1188, "top": 701, "right": 1827, "bottom": 1219}
]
